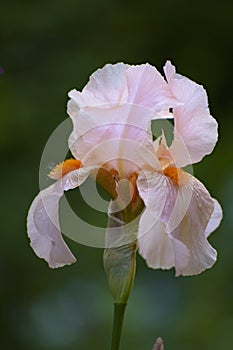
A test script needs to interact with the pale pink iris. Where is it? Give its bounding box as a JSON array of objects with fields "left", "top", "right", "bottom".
[{"left": 27, "top": 61, "right": 222, "bottom": 275}]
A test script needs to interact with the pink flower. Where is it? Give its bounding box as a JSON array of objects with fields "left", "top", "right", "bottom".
[{"left": 27, "top": 62, "right": 222, "bottom": 274}]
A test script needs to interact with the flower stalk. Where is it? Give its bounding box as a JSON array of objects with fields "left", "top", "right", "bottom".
[
  {"left": 104, "top": 239, "right": 137, "bottom": 350},
  {"left": 111, "top": 302, "right": 127, "bottom": 350},
  {"left": 104, "top": 196, "right": 140, "bottom": 349}
]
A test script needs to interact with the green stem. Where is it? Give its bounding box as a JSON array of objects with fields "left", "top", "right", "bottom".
[{"left": 111, "top": 302, "right": 127, "bottom": 350}]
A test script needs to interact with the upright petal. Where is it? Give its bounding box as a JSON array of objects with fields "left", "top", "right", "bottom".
[
  {"left": 164, "top": 61, "right": 218, "bottom": 167},
  {"left": 126, "top": 63, "right": 177, "bottom": 111},
  {"left": 68, "top": 63, "right": 129, "bottom": 110},
  {"left": 68, "top": 104, "right": 158, "bottom": 174},
  {"left": 68, "top": 62, "right": 178, "bottom": 112}
]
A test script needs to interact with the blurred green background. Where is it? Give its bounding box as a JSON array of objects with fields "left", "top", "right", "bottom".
[{"left": 0, "top": 0, "right": 232, "bottom": 349}]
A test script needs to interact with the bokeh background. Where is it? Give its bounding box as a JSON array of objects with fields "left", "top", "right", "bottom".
[{"left": 1, "top": 0, "right": 232, "bottom": 349}]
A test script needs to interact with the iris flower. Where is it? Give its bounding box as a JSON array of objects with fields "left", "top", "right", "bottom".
[{"left": 27, "top": 61, "right": 222, "bottom": 276}]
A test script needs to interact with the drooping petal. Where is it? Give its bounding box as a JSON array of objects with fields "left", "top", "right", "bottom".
[
  {"left": 138, "top": 209, "right": 190, "bottom": 272},
  {"left": 27, "top": 181, "right": 76, "bottom": 268},
  {"left": 164, "top": 61, "right": 218, "bottom": 167},
  {"left": 205, "top": 199, "right": 223, "bottom": 237},
  {"left": 62, "top": 165, "right": 98, "bottom": 190},
  {"left": 137, "top": 170, "right": 190, "bottom": 274},
  {"left": 138, "top": 209, "right": 176, "bottom": 270},
  {"left": 163, "top": 175, "right": 218, "bottom": 276},
  {"left": 137, "top": 168, "right": 220, "bottom": 276},
  {"left": 137, "top": 171, "right": 167, "bottom": 218},
  {"left": 27, "top": 165, "right": 97, "bottom": 268}
]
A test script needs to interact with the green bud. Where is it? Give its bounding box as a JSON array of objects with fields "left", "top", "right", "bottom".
[
  {"left": 104, "top": 241, "right": 137, "bottom": 303},
  {"left": 104, "top": 212, "right": 138, "bottom": 304}
]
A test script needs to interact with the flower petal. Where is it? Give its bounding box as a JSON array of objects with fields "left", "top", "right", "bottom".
[
  {"left": 27, "top": 166, "right": 97, "bottom": 268},
  {"left": 62, "top": 165, "right": 98, "bottom": 190},
  {"left": 205, "top": 199, "right": 222, "bottom": 237},
  {"left": 138, "top": 209, "right": 175, "bottom": 270},
  {"left": 68, "top": 104, "right": 161, "bottom": 174},
  {"left": 137, "top": 169, "right": 219, "bottom": 276},
  {"left": 165, "top": 176, "right": 217, "bottom": 276},
  {"left": 164, "top": 61, "right": 218, "bottom": 167},
  {"left": 68, "top": 62, "right": 178, "bottom": 112},
  {"left": 68, "top": 63, "right": 129, "bottom": 110},
  {"left": 27, "top": 181, "right": 76, "bottom": 268},
  {"left": 126, "top": 63, "right": 176, "bottom": 111},
  {"left": 137, "top": 171, "right": 167, "bottom": 219},
  {"left": 138, "top": 208, "right": 190, "bottom": 272}
]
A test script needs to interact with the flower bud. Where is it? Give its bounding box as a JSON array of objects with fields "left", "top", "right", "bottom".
[{"left": 104, "top": 212, "right": 138, "bottom": 303}]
